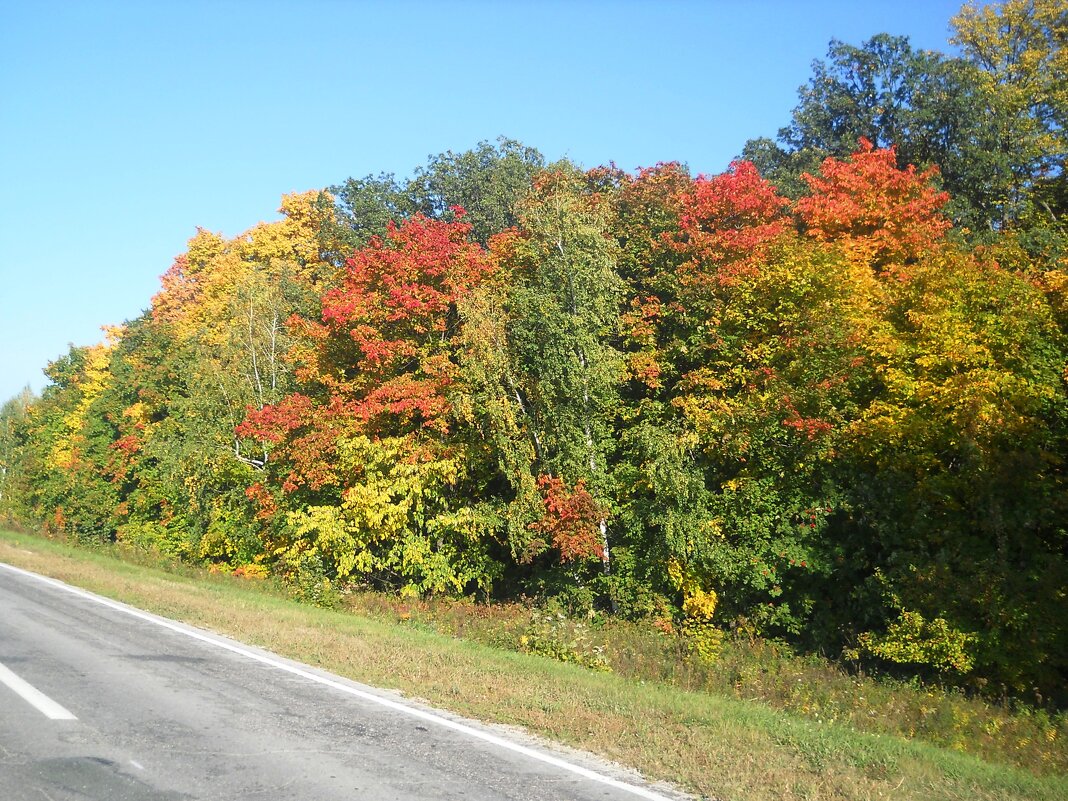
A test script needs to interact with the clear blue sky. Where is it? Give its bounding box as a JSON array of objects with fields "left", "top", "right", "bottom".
[{"left": 0, "top": 0, "right": 967, "bottom": 402}]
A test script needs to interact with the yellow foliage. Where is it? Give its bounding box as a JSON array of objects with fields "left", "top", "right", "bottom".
[
  {"left": 197, "top": 524, "right": 237, "bottom": 564},
  {"left": 278, "top": 434, "right": 490, "bottom": 596},
  {"left": 666, "top": 557, "right": 685, "bottom": 591},
  {"left": 122, "top": 401, "right": 150, "bottom": 428},
  {"left": 860, "top": 610, "right": 976, "bottom": 674},
  {"left": 185, "top": 228, "right": 226, "bottom": 271},
  {"left": 151, "top": 190, "right": 340, "bottom": 346},
  {"left": 667, "top": 557, "right": 723, "bottom": 662},
  {"left": 232, "top": 563, "right": 269, "bottom": 580},
  {"left": 285, "top": 505, "right": 364, "bottom": 579},
  {"left": 48, "top": 341, "right": 115, "bottom": 470},
  {"left": 682, "top": 587, "right": 718, "bottom": 622},
  {"left": 682, "top": 621, "right": 724, "bottom": 663}
]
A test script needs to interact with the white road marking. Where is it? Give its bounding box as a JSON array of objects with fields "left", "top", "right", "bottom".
[
  {"left": 130, "top": 760, "right": 144, "bottom": 770},
  {"left": 0, "top": 660, "right": 77, "bottom": 720},
  {"left": 0, "top": 562, "right": 681, "bottom": 800}
]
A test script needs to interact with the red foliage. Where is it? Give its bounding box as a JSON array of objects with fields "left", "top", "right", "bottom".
[
  {"left": 316, "top": 213, "right": 495, "bottom": 431},
  {"left": 106, "top": 434, "right": 141, "bottom": 483},
  {"left": 237, "top": 216, "right": 494, "bottom": 494},
  {"left": 236, "top": 393, "right": 314, "bottom": 443},
  {"left": 529, "top": 476, "right": 607, "bottom": 563},
  {"left": 241, "top": 394, "right": 350, "bottom": 494},
  {"left": 796, "top": 139, "right": 951, "bottom": 269},
  {"left": 280, "top": 427, "right": 343, "bottom": 493},
  {"left": 620, "top": 295, "right": 663, "bottom": 342},
  {"left": 782, "top": 411, "right": 834, "bottom": 441},
  {"left": 670, "top": 160, "right": 790, "bottom": 286},
  {"left": 350, "top": 371, "right": 455, "bottom": 433},
  {"left": 110, "top": 434, "right": 141, "bottom": 455},
  {"left": 321, "top": 212, "right": 494, "bottom": 370},
  {"left": 49, "top": 506, "right": 66, "bottom": 534}
]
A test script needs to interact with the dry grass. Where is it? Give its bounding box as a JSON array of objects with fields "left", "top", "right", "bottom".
[{"left": 1, "top": 529, "right": 1065, "bottom": 801}]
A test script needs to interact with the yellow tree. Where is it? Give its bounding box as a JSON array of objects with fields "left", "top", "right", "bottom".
[
  {"left": 952, "top": 0, "right": 1068, "bottom": 225},
  {"left": 149, "top": 190, "right": 343, "bottom": 470}
]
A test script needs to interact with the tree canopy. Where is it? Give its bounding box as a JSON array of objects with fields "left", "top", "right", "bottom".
[{"left": 4, "top": 0, "right": 1066, "bottom": 707}]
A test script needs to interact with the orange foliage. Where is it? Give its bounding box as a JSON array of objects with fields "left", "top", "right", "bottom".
[
  {"left": 244, "top": 482, "right": 278, "bottom": 520},
  {"left": 796, "top": 139, "right": 951, "bottom": 271},
  {"left": 529, "top": 476, "right": 607, "bottom": 563}
]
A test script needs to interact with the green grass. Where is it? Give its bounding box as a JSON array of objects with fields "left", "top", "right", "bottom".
[
  {"left": 1, "top": 527, "right": 1065, "bottom": 801},
  {"left": 346, "top": 591, "right": 1068, "bottom": 776}
]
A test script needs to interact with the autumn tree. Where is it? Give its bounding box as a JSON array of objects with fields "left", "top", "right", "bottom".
[
  {"left": 21, "top": 339, "right": 122, "bottom": 542},
  {"left": 743, "top": 5, "right": 1066, "bottom": 235},
  {"left": 742, "top": 35, "right": 999, "bottom": 225},
  {"left": 6, "top": 122, "right": 1067, "bottom": 703},
  {"left": 240, "top": 212, "right": 502, "bottom": 596},
  {"left": 835, "top": 245, "right": 1068, "bottom": 694},
  {"left": 90, "top": 191, "right": 347, "bottom": 565},
  {"left": 795, "top": 139, "right": 951, "bottom": 270}
]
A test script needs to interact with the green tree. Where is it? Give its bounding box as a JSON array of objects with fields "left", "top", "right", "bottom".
[
  {"left": 740, "top": 9, "right": 1068, "bottom": 237},
  {"left": 329, "top": 172, "right": 417, "bottom": 253},
  {"left": 952, "top": 0, "right": 1067, "bottom": 219},
  {"left": 409, "top": 137, "right": 545, "bottom": 244},
  {"left": 951, "top": 0, "right": 1067, "bottom": 258},
  {"left": 0, "top": 387, "right": 35, "bottom": 521},
  {"left": 332, "top": 138, "right": 545, "bottom": 250},
  {"left": 469, "top": 169, "right": 624, "bottom": 593}
]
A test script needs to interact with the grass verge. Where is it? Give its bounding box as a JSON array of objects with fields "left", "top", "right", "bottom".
[
  {"left": 345, "top": 592, "right": 1067, "bottom": 775},
  {"left": 1, "top": 528, "right": 1065, "bottom": 801}
]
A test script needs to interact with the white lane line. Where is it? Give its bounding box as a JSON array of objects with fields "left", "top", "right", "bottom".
[
  {"left": 0, "top": 660, "right": 77, "bottom": 720},
  {"left": 0, "top": 561, "right": 681, "bottom": 801}
]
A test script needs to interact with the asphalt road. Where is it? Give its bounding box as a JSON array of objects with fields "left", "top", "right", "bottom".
[{"left": 0, "top": 562, "right": 688, "bottom": 801}]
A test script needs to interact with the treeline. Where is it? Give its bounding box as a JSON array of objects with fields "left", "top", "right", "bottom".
[{"left": 1, "top": 0, "right": 1066, "bottom": 703}]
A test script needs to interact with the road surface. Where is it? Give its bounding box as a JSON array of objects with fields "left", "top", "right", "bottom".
[{"left": 0, "top": 562, "right": 686, "bottom": 801}]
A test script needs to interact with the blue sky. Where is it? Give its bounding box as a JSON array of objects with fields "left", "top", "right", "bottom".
[{"left": 0, "top": 0, "right": 966, "bottom": 402}]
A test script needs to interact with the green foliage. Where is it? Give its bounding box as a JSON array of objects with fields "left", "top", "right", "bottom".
[
  {"left": 410, "top": 137, "right": 545, "bottom": 244},
  {"left": 0, "top": 388, "right": 36, "bottom": 523},
  {"left": 465, "top": 167, "right": 625, "bottom": 584},
  {"left": 281, "top": 548, "right": 342, "bottom": 608},
  {"left": 332, "top": 137, "right": 545, "bottom": 247},
  {"left": 117, "top": 519, "right": 190, "bottom": 560},
  {"left": 504, "top": 168, "right": 625, "bottom": 487}
]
